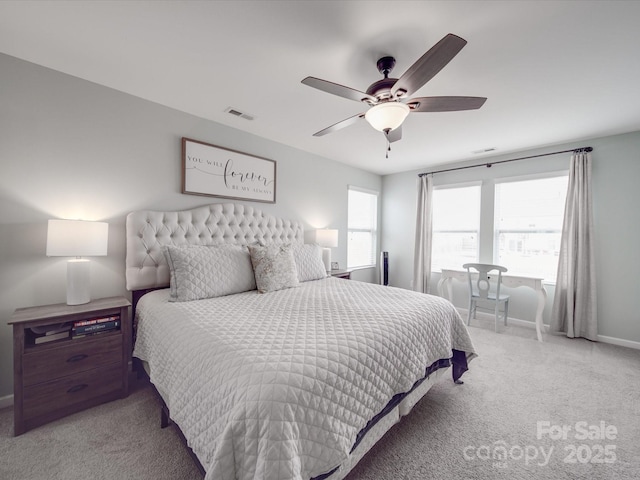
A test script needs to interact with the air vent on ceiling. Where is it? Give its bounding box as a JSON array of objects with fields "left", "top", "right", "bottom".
[
  {"left": 224, "top": 107, "right": 254, "bottom": 121},
  {"left": 472, "top": 147, "right": 496, "bottom": 154}
]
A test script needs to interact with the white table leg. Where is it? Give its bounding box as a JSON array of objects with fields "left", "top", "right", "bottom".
[
  {"left": 535, "top": 285, "right": 547, "bottom": 342},
  {"left": 447, "top": 278, "right": 455, "bottom": 301},
  {"left": 437, "top": 277, "right": 454, "bottom": 301}
]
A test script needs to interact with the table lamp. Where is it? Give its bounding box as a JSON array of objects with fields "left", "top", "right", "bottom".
[
  {"left": 46, "top": 219, "right": 109, "bottom": 305},
  {"left": 314, "top": 229, "right": 338, "bottom": 272}
]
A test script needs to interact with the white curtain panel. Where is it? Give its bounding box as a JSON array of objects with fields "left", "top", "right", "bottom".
[
  {"left": 550, "top": 151, "right": 598, "bottom": 340},
  {"left": 413, "top": 174, "right": 434, "bottom": 293}
]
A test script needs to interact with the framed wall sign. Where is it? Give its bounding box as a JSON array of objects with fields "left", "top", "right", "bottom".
[{"left": 182, "top": 137, "right": 276, "bottom": 203}]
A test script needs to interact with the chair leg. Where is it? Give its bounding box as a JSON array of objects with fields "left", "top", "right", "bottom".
[
  {"left": 494, "top": 302, "right": 500, "bottom": 332},
  {"left": 467, "top": 298, "right": 474, "bottom": 326}
]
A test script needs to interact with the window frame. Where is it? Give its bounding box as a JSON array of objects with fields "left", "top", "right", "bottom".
[
  {"left": 493, "top": 170, "right": 569, "bottom": 283},
  {"left": 430, "top": 181, "right": 482, "bottom": 273}
]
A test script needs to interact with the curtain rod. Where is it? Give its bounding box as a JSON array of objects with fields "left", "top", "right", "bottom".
[{"left": 417, "top": 146, "right": 593, "bottom": 177}]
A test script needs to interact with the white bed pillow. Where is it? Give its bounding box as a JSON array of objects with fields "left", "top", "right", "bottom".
[
  {"left": 292, "top": 243, "right": 327, "bottom": 282},
  {"left": 248, "top": 244, "right": 299, "bottom": 293},
  {"left": 164, "top": 244, "right": 256, "bottom": 302}
]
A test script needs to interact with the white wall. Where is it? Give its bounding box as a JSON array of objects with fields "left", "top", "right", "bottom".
[
  {"left": 382, "top": 131, "right": 640, "bottom": 344},
  {"left": 0, "top": 53, "right": 381, "bottom": 399}
]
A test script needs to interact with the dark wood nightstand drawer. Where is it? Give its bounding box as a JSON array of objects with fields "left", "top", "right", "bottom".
[
  {"left": 9, "top": 296, "right": 131, "bottom": 435},
  {"left": 23, "top": 333, "right": 123, "bottom": 387},
  {"left": 23, "top": 363, "right": 123, "bottom": 420}
]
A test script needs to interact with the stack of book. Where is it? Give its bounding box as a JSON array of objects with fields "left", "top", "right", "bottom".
[
  {"left": 30, "top": 323, "right": 72, "bottom": 344},
  {"left": 72, "top": 315, "right": 121, "bottom": 339}
]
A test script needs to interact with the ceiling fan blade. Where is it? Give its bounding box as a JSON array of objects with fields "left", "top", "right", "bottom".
[
  {"left": 302, "top": 77, "right": 377, "bottom": 104},
  {"left": 313, "top": 113, "right": 365, "bottom": 136},
  {"left": 391, "top": 34, "right": 467, "bottom": 98},
  {"left": 408, "top": 96, "right": 487, "bottom": 112},
  {"left": 386, "top": 125, "right": 403, "bottom": 143}
]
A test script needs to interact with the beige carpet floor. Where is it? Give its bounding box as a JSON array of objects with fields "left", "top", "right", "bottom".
[{"left": 2, "top": 316, "right": 639, "bottom": 480}]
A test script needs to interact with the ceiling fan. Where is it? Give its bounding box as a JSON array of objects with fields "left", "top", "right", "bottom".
[{"left": 301, "top": 33, "right": 487, "bottom": 148}]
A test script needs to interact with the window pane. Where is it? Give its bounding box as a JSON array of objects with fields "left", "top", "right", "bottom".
[
  {"left": 348, "top": 187, "right": 377, "bottom": 268},
  {"left": 348, "top": 231, "right": 374, "bottom": 268},
  {"left": 431, "top": 185, "right": 480, "bottom": 271},
  {"left": 495, "top": 176, "right": 568, "bottom": 281},
  {"left": 432, "top": 232, "right": 479, "bottom": 270},
  {"left": 348, "top": 189, "right": 377, "bottom": 229},
  {"left": 432, "top": 187, "right": 480, "bottom": 231}
]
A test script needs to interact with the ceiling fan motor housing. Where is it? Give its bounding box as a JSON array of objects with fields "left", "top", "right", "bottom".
[
  {"left": 363, "top": 56, "right": 411, "bottom": 104},
  {"left": 365, "top": 78, "right": 399, "bottom": 104}
]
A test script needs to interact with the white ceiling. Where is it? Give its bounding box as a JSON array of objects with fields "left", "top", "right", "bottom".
[{"left": 1, "top": 1, "right": 640, "bottom": 175}]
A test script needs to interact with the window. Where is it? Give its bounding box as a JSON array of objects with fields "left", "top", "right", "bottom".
[
  {"left": 431, "top": 184, "right": 481, "bottom": 272},
  {"left": 347, "top": 186, "right": 378, "bottom": 268},
  {"left": 494, "top": 175, "right": 568, "bottom": 282}
]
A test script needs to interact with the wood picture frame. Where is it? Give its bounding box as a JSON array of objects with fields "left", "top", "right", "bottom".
[{"left": 181, "top": 137, "right": 276, "bottom": 203}]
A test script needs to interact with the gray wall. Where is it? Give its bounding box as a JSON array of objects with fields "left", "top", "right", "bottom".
[
  {"left": 381, "top": 131, "right": 640, "bottom": 344},
  {"left": 0, "top": 53, "right": 381, "bottom": 400}
]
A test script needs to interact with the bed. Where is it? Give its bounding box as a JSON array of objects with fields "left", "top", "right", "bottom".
[{"left": 125, "top": 203, "right": 476, "bottom": 480}]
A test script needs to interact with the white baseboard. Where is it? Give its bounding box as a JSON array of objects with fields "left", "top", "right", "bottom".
[
  {"left": 0, "top": 394, "right": 13, "bottom": 410},
  {"left": 462, "top": 309, "right": 640, "bottom": 350},
  {"left": 596, "top": 335, "right": 640, "bottom": 350}
]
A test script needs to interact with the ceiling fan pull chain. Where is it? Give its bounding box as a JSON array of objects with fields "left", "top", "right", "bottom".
[{"left": 384, "top": 129, "right": 391, "bottom": 158}]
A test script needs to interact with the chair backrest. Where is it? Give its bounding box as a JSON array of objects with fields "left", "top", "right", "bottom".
[{"left": 462, "top": 263, "right": 508, "bottom": 299}]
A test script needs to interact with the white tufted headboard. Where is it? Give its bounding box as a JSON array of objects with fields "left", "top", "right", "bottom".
[{"left": 125, "top": 203, "right": 304, "bottom": 291}]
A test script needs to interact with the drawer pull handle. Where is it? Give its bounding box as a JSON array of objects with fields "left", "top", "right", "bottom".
[
  {"left": 67, "top": 384, "right": 88, "bottom": 394},
  {"left": 66, "top": 354, "right": 88, "bottom": 363}
]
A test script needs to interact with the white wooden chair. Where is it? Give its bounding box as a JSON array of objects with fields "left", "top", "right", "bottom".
[{"left": 462, "top": 263, "right": 510, "bottom": 332}]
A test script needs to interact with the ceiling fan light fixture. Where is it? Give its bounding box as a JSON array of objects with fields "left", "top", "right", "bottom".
[{"left": 364, "top": 102, "right": 410, "bottom": 132}]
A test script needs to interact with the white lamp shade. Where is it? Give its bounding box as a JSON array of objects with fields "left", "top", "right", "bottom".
[
  {"left": 46, "top": 219, "right": 109, "bottom": 257},
  {"left": 314, "top": 229, "right": 338, "bottom": 248},
  {"left": 364, "top": 102, "right": 410, "bottom": 132}
]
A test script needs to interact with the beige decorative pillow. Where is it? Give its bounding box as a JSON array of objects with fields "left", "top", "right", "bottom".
[{"left": 248, "top": 244, "right": 299, "bottom": 293}]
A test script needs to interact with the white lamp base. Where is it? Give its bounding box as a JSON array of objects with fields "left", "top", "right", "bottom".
[
  {"left": 321, "top": 248, "right": 332, "bottom": 273},
  {"left": 67, "top": 259, "right": 91, "bottom": 305}
]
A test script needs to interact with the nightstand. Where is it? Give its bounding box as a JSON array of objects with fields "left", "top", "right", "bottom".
[
  {"left": 8, "top": 296, "right": 131, "bottom": 436},
  {"left": 330, "top": 269, "right": 352, "bottom": 280}
]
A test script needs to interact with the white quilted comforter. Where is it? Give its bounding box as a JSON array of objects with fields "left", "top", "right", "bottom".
[{"left": 133, "top": 278, "right": 476, "bottom": 480}]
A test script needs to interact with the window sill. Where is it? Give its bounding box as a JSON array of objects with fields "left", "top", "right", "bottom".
[{"left": 347, "top": 265, "right": 375, "bottom": 271}]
